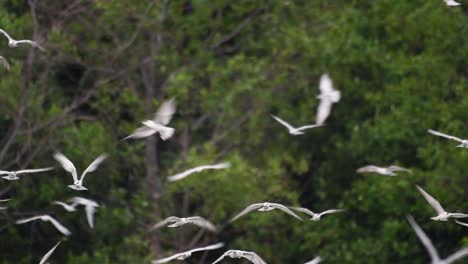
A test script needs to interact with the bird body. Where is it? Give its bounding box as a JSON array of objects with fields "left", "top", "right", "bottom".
[
  {"left": 290, "top": 207, "right": 344, "bottom": 221},
  {"left": 0, "top": 167, "right": 54, "bottom": 181},
  {"left": 54, "top": 153, "right": 108, "bottom": 191},
  {"left": 356, "top": 165, "right": 410, "bottom": 176},
  {"left": 230, "top": 202, "right": 303, "bottom": 222},
  {"left": 16, "top": 215, "right": 71, "bottom": 236},
  {"left": 417, "top": 185, "right": 468, "bottom": 221},
  {"left": 428, "top": 129, "right": 468, "bottom": 148},
  {"left": 0, "top": 28, "right": 45, "bottom": 51},
  {"left": 152, "top": 216, "right": 216, "bottom": 232},
  {"left": 271, "top": 115, "right": 323, "bottom": 135},
  {"left": 168, "top": 162, "right": 230, "bottom": 182},
  {"left": 152, "top": 242, "right": 224, "bottom": 263},
  {"left": 213, "top": 250, "right": 267, "bottom": 264},
  {"left": 316, "top": 74, "right": 340, "bottom": 125}
]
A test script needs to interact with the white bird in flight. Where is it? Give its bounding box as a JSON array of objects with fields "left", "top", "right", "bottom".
[
  {"left": 152, "top": 216, "right": 216, "bottom": 232},
  {"left": 213, "top": 249, "right": 267, "bottom": 264},
  {"left": 16, "top": 215, "right": 71, "bottom": 236},
  {"left": 271, "top": 115, "right": 324, "bottom": 135},
  {"left": 0, "top": 56, "right": 9, "bottom": 70},
  {"left": 152, "top": 242, "right": 224, "bottom": 264},
  {"left": 316, "top": 73, "right": 340, "bottom": 125},
  {"left": 168, "top": 162, "right": 230, "bottom": 182},
  {"left": 356, "top": 165, "right": 411, "bottom": 176},
  {"left": 230, "top": 202, "right": 303, "bottom": 222},
  {"left": 428, "top": 129, "right": 468, "bottom": 148},
  {"left": 417, "top": 185, "right": 468, "bottom": 221},
  {"left": 290, "top": 206, "right": 344, "bottom": 221},
  {"left": 39, "top": 241, "right": 61, "bottom": 264},
  {"left": 54, "top": 197, "right": 99, "bottom": 229},
  {"left": 407, "top": 215, "right": 468, "bottom": 264},
  {"left": 53, "top": 152, "right": 108, "bottom": 191},
  {"left": 444, "top": 0, "right": 461, "bottom": 6},
  {"left": 0, "top": 167, "right": 54, "bottom": 181},
  {"left": 305, "top": 256, "right": 322, "bottom": 264},
  {"left": 123, "top": 98, "right": 176, "bottom": 141},
  {"left": 0, "top": 28, "right": 45, "bottom": 51}
]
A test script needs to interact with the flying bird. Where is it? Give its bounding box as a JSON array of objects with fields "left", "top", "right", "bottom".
[
  {"left": 428, "top": 129, "right": 468, "bottom": 148},
  {"left": 0, "top": 167, "right": 54, "bottom": 181},
  {"left": 213, "top": 250, "right": 267, "bottom": 264},
  {"left": 151, "top": 216, "right": 216, "bottom": 232},
  {"left": 271, "top": 115, "right": 324, "bottom": 135},
  {"left": 16, "top": 215, "right": 71, "bottom": 236},
  {"left": 0, "top": 56, "right": 10, "bottom": 70},
  {"left": 230, "top": 202, "right": 303, "bottom": 222},
  {"left": 68, "top": 197, "right": 99, "bottom": 229},
  {"left": 168, "top": 162, "right": 230, "bottom": 182},
  {"left": 356, "top": 165, "right": 411, "bottom": 176},
  {"left": 444, "top": 0, "right": 461, "bottom": 6},
  {"left": 290, "top": 207, "right": 344, "bottom": 221},
  {"left": 305, "top": 256, "right": 322, "bottom": 264},
  {"left": 53, "top": 152, "right": 108, "bottom": 191},
  {"left": 152, "top": 242, "right": 224, "bottom": 263},
  {"left": 417, "top": 185, "right": 468, "bottom": 221},
  {"left": 0, "top": 28, "right": 45, "bottom": 51},
  {"left": 123, "top": 98, "right": 176, "bottom": 141},
  {"left": 407, "top": 215, "right": 468, "bottom": 264},
  {"left": 316, "top": 73, "right": 340, "bottom": 125},
  {"left": 39, "top": 241, "right": 61, "bottom": 264}
]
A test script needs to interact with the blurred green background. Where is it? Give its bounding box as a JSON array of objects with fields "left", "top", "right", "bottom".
[{"left": 0, "top": 0, "right": 467, "bottom": 263}]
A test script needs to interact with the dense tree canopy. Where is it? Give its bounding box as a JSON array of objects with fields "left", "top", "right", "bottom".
[{"left": 0, "top": 0, "right": 467, "bottom": 263}]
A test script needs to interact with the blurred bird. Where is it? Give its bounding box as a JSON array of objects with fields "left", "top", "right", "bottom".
[
  {"left": 407, "top": 215, "right": 468, "bottom": 264},
  {"left": 356, "top": 165, "right": 411, "bottom": 176},
  {"left": 316, "top": 73, "right": 340, "bottom": 125},
  {"left": 0, "top": 167, "right": 54, "bottom": 181},
  {"left": 16, "top": 215, "right": 71, "bottom": 236},
  {"left": 123, "top": 98, "right": 176, "bottom": 141},
  {"left": 152, "top": 216, "right": 216, "bottom": 232},
  {"left": 417, "top": 185, "right": 468, "bottom": 221},
  {"left": 305, "top": 256, "right": 322, "bottom": 264},
  {"left": 168, "top": 162, "right": 230, "bottom": 182},
  {"left": 0, "top": 56, "right": 10, "bottom": 70},
  {"left": 427, "top": 129, "right": 468, "bottom": 148},
  {"left": 290, "top": 207, "right": 344, "bottom": 221},
  {"left": 230, "top": 202, "right": 303, "bottom": 222},
  {"left": 152, "top": 242, "right": 224, "bottom": 263},
  {"left": 213, "top": 249, "right": 267, "bottom": 264},
  {"left": 71, "top": 197, "right": 99, "bottom": 229},
  {"left": 0, "top": 28, "right": 45, "bottom": 51},
  {"left": 271, "top": 115, "right": 324, "bottom": 135},
  {"left": 39, "top": 241, "right": 61, "bottom": 264},
  {"left": 444, "top": 0, "right": 461, "bottom": 6},
  {"left": 54, "top": 152, "right": 108, "bottom": 191}
]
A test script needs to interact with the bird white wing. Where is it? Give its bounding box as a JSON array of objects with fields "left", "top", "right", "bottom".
[
  {"left": 16, "top": 167, "right": 54, "bottom": 174},
  {"left": 205, "top": 162, "right": 231, "bottom": 170},
  {"left": 79, "top": 154, "right": 108, "bottom": 183},
  {"left": 85, "top": 206, "right": 97, "bottom": 229},
  {"left": 54, "top": 153, "right": 78, "bottom": 182},
  {"left": 153, "top": 98, "right": 176, "bottom": 125},
  {"left": 68, "top": 197, "right": 99, "bottom": 207},
  {"left": 427, "top": 129, "right": 463, "bottom": 142},
  {"left": 190, "top": 217, "right": 217, "bottom": 232},
  {"left": 44, "top": 215, "right": 71, "bottom": 236},
  {"left": 290, "top": 207, "right": 316, "bottom": 217},
  {"left": 152, "top": 252, "right": 184, "bottom": 264},
  {"left": 407, "top": 215, "right": 440, "bottom": 262},
  {"left": 416, "top": 185, "right": 445, "bottom": 215},
  {"left": 271, "top": 203, "right": 303, "bottom": 221},
  {"left": 319, "top": 74, "right": 334, "bottom": 94},
  {"left": 316, "top": 100, "right": 332, "bottom": 125},
  {"left": 16, "top": 215, "right": 44, "bottom": 224},
  {"left": 455, "top": 220, "right": 468, "bottom": 227},
  {"left": 445, "top": 248, "right": 468, "bottom": 264},
  {"left": 448, "top": 213, "right": 468, "bottom": 218},
  {"left": 250, "top": 252, "right": 268, "bottom": 264},
  {"left": 271, "top": 115, "right": 296, "bottom": 131},
  {"left": 296, "top": 124, "right": 325, "bottom": 131},
  {"left": 212, "top": 250, "right": 232, "bottom": 264},
  {"left": 15, "top": 40, "right": 45, "bottom": 51},
  {"left": 39, "top": 241, "right": 61, "bottom": 264},
  {"left": 0, "top": 170, "right": 11, "bottom": 175},
  {"left": 151, "top": 216, "right": 181, "bottom": 230},
  {"left": 0, "top": 29, "right": 13, "bottom": 41},
  {"left": 356, "top": 165, "right": 380, "bottom": 173},
  {"left": 318, "top": 209, "right": 344, "bottom": 217},
  {"left": 189, "top": 242, "right": 224, "bottom": 253},
  {"left": 230, "top": 203, "right": 263, "bottom": 222},
  {"left": 0, "top": 56, "right": 10, "bottom": 71},
  {"left": 444, "top": 0, "right": 461, "bottom": 7},
  {"left": 387, "top": 166, "right": 411, "bottom": 173},
  {"left": 167, "top": 167, "right": 199, "bottom": 182},
  {"left": 0, "top": 199, "right": 11, "bottom": 202},
  {"left": 305, "top": 256, "right": 321, "bottom": 264},
  {"left": 52, "top": 201, "right": 76, "bottom": 212}
]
